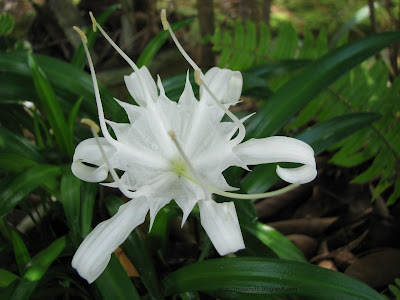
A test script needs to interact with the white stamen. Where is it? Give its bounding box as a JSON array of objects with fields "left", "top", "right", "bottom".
[
  {"left": 195, "top": 70, "right": 245, "bottom": 144},
  {"left": 74, "top": 26, "right": 119, "bottom": 148},
  {"left": 89, "top": 13, "right": 153, "bottom": 105},
  {"left": 75, "top": 26, "right": 170, "bottom": 168},
  {"left": 163, "top": 15, "right": 246, "bottom": 144},
  {"left": 83, "top": 119, "right": 136, "bottom": 199},
  {"left": 168, "top": 130, "right": 211, "bottom": 201}
]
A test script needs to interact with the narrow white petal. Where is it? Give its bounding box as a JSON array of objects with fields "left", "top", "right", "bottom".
[
  {"left": 157, "top": 75, "right": 165, "bottom": 96},
  {"left": 124, "top": 66, "right": 157, "bottom": 106},
  {"left": 71, "top": 138, "right": 115, "bottom": 182},
  {"left": 72, "top": 197, "right": 149, "bottom": 283},
  {"left": 199, "top": 200, "right": 245, "bottom": 256},
  {"left": 234, "top": 136, "right": 317, "bottom": 184},
  {"left": 178, "top": 71, "right": 197, "bottom": 106},
  {"left": 135, "top": 172, "right": 178, "bottom": 230},
  {"left": 200, "top": 67, "right": 243, "bottom": 106}
]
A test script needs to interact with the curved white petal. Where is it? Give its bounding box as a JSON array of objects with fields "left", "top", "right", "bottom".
[
  {"left": 124, "top": 66, "right": 157, "bottom": 106},
  {"left": 199, "top": 200, "right": 245, "bottom": 256},
  {"left": 200, "top": 67, "right": 243, "bottom": 106},
  {"left": 72, "top": 197, "right": 149, "bottom": 284},
  {"left": 234, "top": 136, "right": 317, "bottom": 184},
  {"left": 71, "top": 138, "right": 115, "bottom": 182}
]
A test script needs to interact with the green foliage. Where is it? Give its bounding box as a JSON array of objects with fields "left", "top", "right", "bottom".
[
  {"left": 0, "top": 13, "right": 14, "bottom": 36},
  {"left": 213, "top": 18, "right": 400, "bottom": 204},
  {"left": 0, "top": 9, "right": 399, "bottom": 299},
  {"left": 163, "top": 257, "right": 384, "bottom": 300},
  {"left": 212, "top": 20, "right": 327, "bottom": 70},
  {"left": 290, "top": 59, "right": 400, "bottom": 205}
]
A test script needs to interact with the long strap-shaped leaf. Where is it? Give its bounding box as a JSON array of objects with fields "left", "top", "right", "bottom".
[
  {"left": 163, "top": 257, "right": 384, "bottom": 300},
  {"left": 245, "top": 31, "right": 400, "bottom": 139}
]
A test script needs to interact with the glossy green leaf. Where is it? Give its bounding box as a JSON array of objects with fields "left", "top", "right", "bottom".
[
  {"left": 0, "top": 127, "right": 43, "bottom": 163},
  {"left": 105, "top": 196, "right": 163, "bottom": 300},
  {"left": 61, "top": 170, "right": 81, "bottom": 243},
  {"left": 163, "top": 257, "right": 384, "bottom": 300},
  {"left": 246, "top": 31, "right": 400, "bottom": 139},
  {"left": 80, "top": 182, "right": 97, "bottom": 238},
  {"left": 10, "top": 231, "right": 31, "bottom": 275},
  {"left": 242, "top": 222, "right": 306, "bottom": 262},
  {"left": 137, "top": 19, "right": 193, "bottom": 68},
  {"left": 0, "top": 154, "right": 37, "bottom": 173},
  {"left": 243, "top": 113, "right": 381, "bottom": 194},
  {"left": 95, "top": 255, "right": 140, "bottom": 300},
  {"left": 71, "top": 4, "right": 120, "bottom": 69},
  {"left": 0, "top": 53, "right": 125, "bottom": 121},
  {"left": 10, "top": 236, "right": 66, "bottom": 300},
  {"left": 27, "top": 52, "right": 71, "bottom": 156},
  {"left": 68, "top": 97, "right": 83, "bottom": 142},
  {"left": 0, "top": 269, "right": 19, "bottom": 288},
  {"left": 0, "top": 164, "right": 62, "bottom": 217}
]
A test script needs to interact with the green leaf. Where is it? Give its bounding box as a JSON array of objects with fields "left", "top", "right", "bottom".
[
  {"left": 68, "top": 97, "right": 83, "bottom": 144},
  {"left": 0, "top": 164, "right": 62, "bottom": 217},
  {"left": 105, "top": 196, "right": 164, "bottom": 300},
  {"left": 95, "top": 255, "right": 141, "bottom": 300},
  {"left": 163, "top": 257, "right": 384, "bottom": 300},
  {"left": 242, "top": 222, "right": 306, "bottom": 262},
  {"left": 71, "top": 4, "right": 120, "bottom": 69},
  {"left": 10, "top": 231, "right": 31, "bottom": 275},
  {"left": 271, "top": 23, "right": 298, "bottom": 60},
  {"left": 242, "top": 113, "right": 382, "bottom": 194},
  {"left": 27, "top": 52, "right": 71, "bottom": 156},
  {"left": 137, "top": 19, "right": 193, "bottom": 68},
  {"left": 0, "top": 127, "right": 43, "bottom": 163},
  {"left": 10, "top": 236, "right": 66, "bottom": 300},
  {"left": 80, "top": 182, "right": 97, "bottom": 237},
  {"left": 61, "top": 170, "right": 81, "bottom": 243},
  {"left": 0, "top": 154, "right": 37, "bottom": 173},
  {"left": 329, "top": 3, "right": 382, "bottom": 49},
  {"left": 0, "top": 13, "right": 14, "bottom": 36},
  {"left": 0, "top": 269, "right": 19, "bottom": 288},
  {"left": 246, "top": 31, "right": 400, "bottom": 139},
  {"left": 0, "top": 52, "right": 125, "bottom": 122}
]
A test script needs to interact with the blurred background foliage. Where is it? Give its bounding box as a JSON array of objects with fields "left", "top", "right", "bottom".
[{"left": 0, "top": 0, "right": 400, "bottom": 299}]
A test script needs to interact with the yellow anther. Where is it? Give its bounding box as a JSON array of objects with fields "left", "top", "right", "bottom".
[
  {"left": 81, "top": 118, "right": 100, "bottom": 133},
  {"left": 168, "top": 130, "right": 176, "bottom": 140},
  {"left": 89, "top": 11, "right": 97, "bottom": 32},
  {"left": 73, "top": 26, "right": 88, "bottom": 44},
  {"left": 161, "top": 9, "right": 169, "bottom": 30},
  {"left": 194, "top": 69, "right": 202, "bottom": 86}
]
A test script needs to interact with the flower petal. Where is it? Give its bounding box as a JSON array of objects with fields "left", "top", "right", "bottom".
[
  {"left": 198, "top": 200, "right": 245, "bottom": 256},
  {"left": 234, "top": 136, "right": 317, "bottom": 184},
  {"left": 71, "top": 197, "right": 149, "bottom": 284},
  {"left": 178, "top": 71, "right": 197, "bottom": 106},
  {"left": 124, "top": 66, "right": 157, "bottom": 106},
  {"left": 71, "top": 138, "right": 116, "bottom": 182},
  {"left": 200, "top": 67, "right": 243, "bottom": 106}
]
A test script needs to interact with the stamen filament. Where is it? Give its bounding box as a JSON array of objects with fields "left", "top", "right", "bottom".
[
  {"left": 73, "top": 26, "right": 119, "bottom": 148},
  {"left": 83, "top": 120, "right": 136, "bottom": 199},
  {"left": 209, "top": 184, "right": 299, "bottom": 200},
  {"left": 161, "top": 11, "right": 246, "bottom": 144},
  {"left": 89, "top": 13, "right": 153, "bottom": 105},
  {"left": 168, "top": 130, "right": 211, "bottom": 200},
  {"left": 196, "top": 70, "right": 246, "bottom": 144}
]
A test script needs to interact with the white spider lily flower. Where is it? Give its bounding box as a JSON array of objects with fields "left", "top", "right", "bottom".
[{"left": 70, "top": 12, "right": 317, "bottom": 284}]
